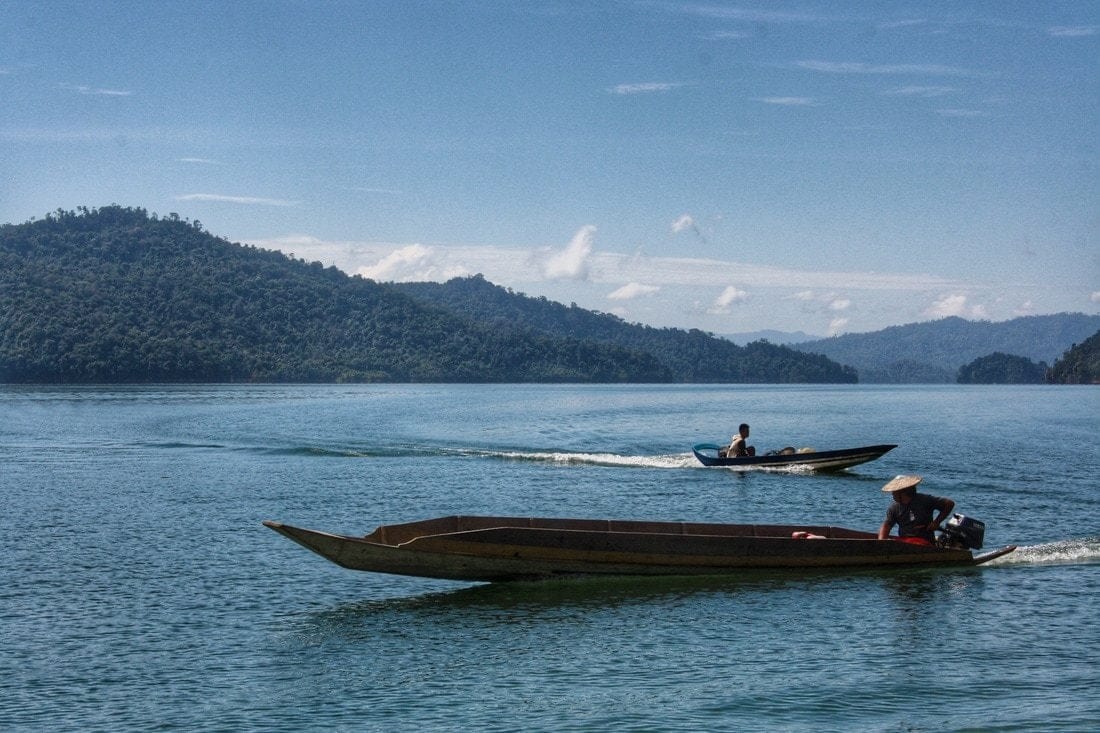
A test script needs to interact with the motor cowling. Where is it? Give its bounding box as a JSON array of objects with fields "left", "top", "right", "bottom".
[{"left": 940, "top": 513, "right": 985, "bottom": 549}]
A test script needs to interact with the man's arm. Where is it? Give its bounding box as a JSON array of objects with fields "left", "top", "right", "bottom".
[
  {"left": 930, "top": 498, "right": 955, "bottom": 532},
  {"left": 878, "top": 520, "right": 893, "bottom": 540}
]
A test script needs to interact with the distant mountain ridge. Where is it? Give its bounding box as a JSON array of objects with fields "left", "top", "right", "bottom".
[
  {"left": 392, "top": 276, "right": 856, "bottom": 383},
  {"left": 793, "top": 314, "right": 1100, "bottom": 383},
  {"left": 721, "top": 330, "right": 819, "bottom": 346}
]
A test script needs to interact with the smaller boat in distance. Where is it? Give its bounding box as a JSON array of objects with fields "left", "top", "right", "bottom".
[
  {"left": 692, "top": 443, "right": 896, "bottom": 471},
  {"left": 263, "top": 514, "right": 1015, "bottom": 583}
]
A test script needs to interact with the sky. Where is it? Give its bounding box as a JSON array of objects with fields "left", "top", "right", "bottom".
[{"left": 3, "top": 1, "right": 1097, "bottom": 337}]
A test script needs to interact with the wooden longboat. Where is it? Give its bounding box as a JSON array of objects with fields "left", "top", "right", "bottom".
[
  {"left": 692, "top": 443, "right": 897, "bottom": 471},
  {"left": 262, "top": 516, "right": 1016, "bottom": 583}
]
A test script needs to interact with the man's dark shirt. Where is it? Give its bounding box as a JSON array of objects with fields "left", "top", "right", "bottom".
[{"left": 885, "top": 492, "right": 946, "bottom": 541}]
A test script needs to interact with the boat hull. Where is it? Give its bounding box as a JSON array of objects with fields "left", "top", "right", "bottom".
[
  {"left": 263, "top": 516, "right": 1013, "bottom": 583},
  {"left": 692, "top": 443, "right": 897, "bottom": 471}
]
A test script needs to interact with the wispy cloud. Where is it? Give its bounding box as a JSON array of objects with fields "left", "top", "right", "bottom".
[
  {"left": 883, "top": 85, "right": 957, "bottom": 97},
  {"left": 608, "top": 282, "right": 660, "bottom": 301},
  {"left": 609, "top": 82, "right": 690, "bottom": 95},
  {"left": 704, "top": 30, "right": 751, "bottom": 40},
  {"left": 709, "top": 285, "right": 750, "bottom": 314},
  {"left": 671, "top": 214, "right": 696, "bottom": 234},
  {"left": 353, "top": 186, "right": 402, "bottom": 195},
  {"left": 176, "top": 193, "right": 299, "bottom": 207},
  {"left": 542, "top": 225, "right": 595, "bottom": 280},
  {"left": 936, "top": 108, "right": 987, "bottom": 118},
  {"left": 877, "top": 20, "right": 927, "bottom": 30},
  {"left": 245, "top": 235, "right": 958, "bottom": 294},
  {"left": 924, "top": 294, "right": 988, "bottom": 319},
  {"left": 1091, "top": 291, "right": 1100, "bottom": 304},
  {"left": 795, "top": 60, "right": 980, "bottom": 77},
  {"left": 178, "top": 157, "right": 221, "bottom": 165},
  {"left": 756, "top": 97, "right": 816, "bottom": 106},
  {"left": 61, "top": 83, "right": 133, "bottom": 96},
  {"left": 1048, "top": 26, "right": 1097, "bottom": 37},
  {"left": 357, "top": 243, "right": 467, "bottom": 282},
  {"left": 681, "top": 6, "right": 822, "bottom": 24},
  {"left": 827, "top": 318, "right": 850, "bottom": 336}
]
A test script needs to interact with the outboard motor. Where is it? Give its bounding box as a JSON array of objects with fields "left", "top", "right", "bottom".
[{"left": 939, "top": 513, "right": 985, "bottom": 550}]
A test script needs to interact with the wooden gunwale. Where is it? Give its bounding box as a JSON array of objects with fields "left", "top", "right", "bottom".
[{"left": 263, "top": 516, "right": 1012, "bottom": 583}]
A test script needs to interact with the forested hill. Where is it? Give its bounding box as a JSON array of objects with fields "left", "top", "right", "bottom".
[
  {"left": 0, "top": 207, "right": 668, "bottom": 383},
  {"left": 1, "top": 207, "right": 854, "bottom": 384},
  {"left": 793, "top": 314, "right": 1100, "bottom": 383},
  {"left": 1047, "top": 330, "right": 1100, "bottom": 384},
  {"left": 392, "top": 276, "right": 856, "bottom": 383}
]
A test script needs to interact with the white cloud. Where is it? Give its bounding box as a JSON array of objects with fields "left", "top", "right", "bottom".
[
  {"left": 937, "top": 108, "right": 987, "bottom": 118},
  {"left": 610, "top": 82, "right": 688, "bottom": 95},
  {"left": 1048, "top": 26, "right": 1097, "bottom": 37},
  {"left": 705, "top": 31, "right": 750, "bottom": 40},
  {"left": 756, "top": 97, "right": 816, "bottom": 106},
  {"left": 709, "top": 285, "right": 749, "bottom": 313},
  {"left": 671, "top": 214, "right": 695, "bottom": 234},
  {"left": 61, "top": 83, "right": 133, "bottom": 96},
  {"left": 542, "top": 225, "right": 595, "bottom": 280},
  {"left": 925, "top": 294, "right": 968, "bottom": 317},
  {"left": 829, "top": 298, "right": 851, "bottom": 311},
  {"left": 828, "top": 318, "right": 849, "bottom": 336},
  {"left": 883, "top": 86, "right": 957, "bottom": 97},
  {"left": 176, "top": 193, "right": 298, "bottom": 207},
  {"left": 353, "top": 186, "right": 402, "bottom": 195},
  {"left": 878, "top": 20, "right": 928, "bottom": 30},
  {"left": 1014, "top": 300, "right": 1036, "bottom": 316},
  {"left": 356, "top": 244, "right": 467, "bottom": 282},
  {"left": 683, "top": 7, "right": 819, "bottom": 23},
  {"left": 924, "top": 294, "right": 988, "bottom": 319},
  {"left": 795, "top": 60, "right": 979, "bottom": 76},
  {"left": 608, "top": 282, "right": 660, "bottom": 301},
  {"left": 247, "top": 235, "right": 957, "bottom": 293},
  {"left": 178, "top": 158, "right": 221, "bottom": 165},
  {"left": 1091, "top": 292, "right": 1100, "bottom": 304}
]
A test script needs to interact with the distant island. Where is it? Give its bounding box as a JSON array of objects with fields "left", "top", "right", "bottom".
[
  {"left": 792, "top": 314, "right": 1100, "bottom": 384},
  {"left": 0, "top": 206, "right": 855, "bottom": 384}
]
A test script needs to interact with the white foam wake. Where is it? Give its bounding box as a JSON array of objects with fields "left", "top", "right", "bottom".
[
  {"left": 474, "top": 449, "right": 698, "bottom": 469},
  {"left": 987, "top": 537, "right": 1100, "bottom": 566}
]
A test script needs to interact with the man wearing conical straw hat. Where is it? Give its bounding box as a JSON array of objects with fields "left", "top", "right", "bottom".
[{"left": 877, "top": 475, "right": 955, "bottom": 545}]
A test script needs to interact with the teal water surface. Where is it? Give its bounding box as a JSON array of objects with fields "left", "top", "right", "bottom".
[{"left": 1, "top": 384, "right": 1097, "bottom": 732}]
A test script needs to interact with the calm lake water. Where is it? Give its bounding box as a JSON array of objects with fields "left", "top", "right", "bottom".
[{"left": 2, "top": 384, "right": 1097, "bottom": 732}]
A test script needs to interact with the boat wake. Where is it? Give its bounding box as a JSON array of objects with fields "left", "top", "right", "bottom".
[
  {"left": 986, "top": 537, "right": 1100, "bottom": 567},
  {"left": 220, "top": 443, "right": 700, "bottom": 468},
  {"left": 467, "top": 449, "right": 698, "bottom": 469}
]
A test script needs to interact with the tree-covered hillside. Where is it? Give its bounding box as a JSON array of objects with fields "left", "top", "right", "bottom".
[
  {"left": 794, "top": 314, "right": 1100, "bottom": 383},
  {"left": 957, "top": 352, "right": 1047, "bottom": 384},
  {"left": 0, "top": 207, "right": 669, "bottom": 383},
  {"left": 394, "top": 275, "right": 857, "bottom": 383},
  {"left": 1, "top": 207, "right": 856, "bottom": 384},
  {"left": 1046, "top": 330, "right": 1100, "bottom": 384}
]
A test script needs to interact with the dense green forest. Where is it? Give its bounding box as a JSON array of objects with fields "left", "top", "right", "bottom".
[
  {"left": 794, "top": 314, "right": 1100, "bottom": 383},
  {"left": 394, "top": 276, "right": 856, "bottom": 383},
  {"left": 957, "top": 352, "right": 1048, "bottom": 384},
  {"left": 1046, "top": 331, "right": 1100, "bottom": 384},
  {"left": 0, "top": 206, "right": 855, "bottom": 384}
]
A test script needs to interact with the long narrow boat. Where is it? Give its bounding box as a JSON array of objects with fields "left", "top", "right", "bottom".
[
  {"left": 263, "top": 515, "right": 1015, "bottom": 583},
  {"left": 692, "top": 443, "right": 897, "bottom": 471}
]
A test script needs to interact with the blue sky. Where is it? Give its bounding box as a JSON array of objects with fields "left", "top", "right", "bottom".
[{"left": 3, "top": 1, "right": 1097, "bottom": 336}]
